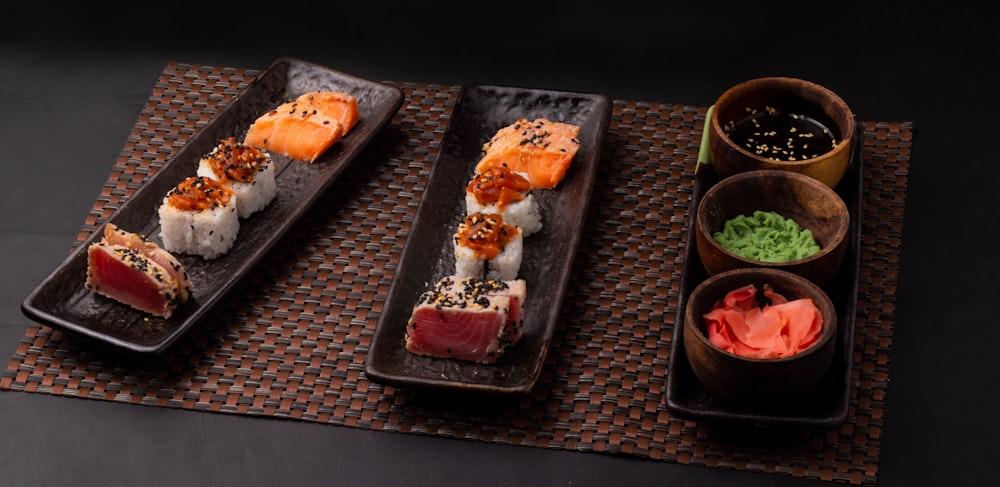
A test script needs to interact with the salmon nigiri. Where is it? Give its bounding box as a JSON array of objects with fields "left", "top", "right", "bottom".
[
  {"left": 244, "top": 91, "right": 360, "bottom": 163},
  {"left": 474, "top": 118, "right": 581, "bottom": 189}
]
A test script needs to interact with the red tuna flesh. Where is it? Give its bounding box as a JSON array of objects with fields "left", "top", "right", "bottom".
[
  {"left": 405, "top": 275, "right": 527, "bottom": 364},
  {"left": 84, "top": 224, "right": 191, "bottom": 318},
  {"left": 101, "top": 224, "right": 193, "bottom": 303}
]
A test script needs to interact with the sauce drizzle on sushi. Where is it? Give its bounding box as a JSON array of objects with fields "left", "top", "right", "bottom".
[
  {"left": 466, "top": 164, "right": 531, "bottom": 211},
  {"left": 201, "top": 137, "right": 270, "bottom": 183},
  {"left": 165, "top": 176, "right": 234, "bottom": 211},
  {"left": 453, "top": 213, "right": 518, "bottom": 260}
]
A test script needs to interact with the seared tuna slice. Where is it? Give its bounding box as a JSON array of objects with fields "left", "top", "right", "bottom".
[
  {"left": 84, "top": 223, "right": 192, "bottom": 318},
  {"left": 405, "top": 275, "right": 527, "bottom": 364}
]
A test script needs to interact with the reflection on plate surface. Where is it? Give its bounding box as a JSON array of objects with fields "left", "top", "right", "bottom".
[
  {"left": 664, "top": 122, "right": 864, "bottom": 428},
  {"left": 364, "top": 84, "right": 612, "bottom": 394},
  {"left": 21, "top": 57, "right": 404, "bottom": 355}
]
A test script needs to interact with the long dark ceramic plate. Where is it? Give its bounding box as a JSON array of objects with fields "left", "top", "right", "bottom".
[
  {"left": 21, "top": 57, "right": 403, "bottom": 355},
  {"left": 664, "top": 121, "right": 864, "bottom": 428},
  {"left": 364, "top": 84, "right": 612, "bottom": 394}
]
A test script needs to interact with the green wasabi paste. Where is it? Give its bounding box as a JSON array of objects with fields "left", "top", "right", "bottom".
[{"left": 713, "top": 210, "right": 820, "bottom": 262}]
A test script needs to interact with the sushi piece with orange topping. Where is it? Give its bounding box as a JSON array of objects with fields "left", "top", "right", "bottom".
[
  {"left": 243, "top": 91, "right": 360, "bottom": 163},
  {"left": 453, "top": 212, "right": 523, "bottom": 281},
  {"left": 84, "top": 223, "right": 193, "bottom": 318},
  {"left": 474, "top": 118, "right": 581, "bottom": 189},
  {"left": 157, "top": 176, "right": 239, "bottom": 259},
  {"left": 197, "top": 137, "right": 276, "bottom": 218},
  {"left": 465, "top": 164, "right": 543, "bottom": 236}
]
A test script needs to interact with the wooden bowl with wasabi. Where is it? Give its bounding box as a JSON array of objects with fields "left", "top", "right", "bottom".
[{"left": 694, "top": 169, "right": 849, "bottom": 286}]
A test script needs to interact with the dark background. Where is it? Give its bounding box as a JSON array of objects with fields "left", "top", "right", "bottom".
[{"left": 2, "top": 1, "right": 996, "bottom": 485}]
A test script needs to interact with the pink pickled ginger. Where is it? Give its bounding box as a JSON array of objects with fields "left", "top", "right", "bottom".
[{"left": 703, "top": 284, "right": 823, "bottom": 359}]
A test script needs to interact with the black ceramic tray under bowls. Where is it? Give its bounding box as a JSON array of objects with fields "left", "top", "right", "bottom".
[
  {"left": 20, "top": 57, "right": 404, "bottom": 355},
  {"left": 664, "top": 121, "right": 864, "bottom": 428},
  {"left": 365, "top": 84, "right": 612, "bottom": 394}
]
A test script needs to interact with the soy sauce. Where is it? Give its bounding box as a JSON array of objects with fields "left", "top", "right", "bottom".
[{"left": 723, "top": 106, "right": 838, "bottom": 162}]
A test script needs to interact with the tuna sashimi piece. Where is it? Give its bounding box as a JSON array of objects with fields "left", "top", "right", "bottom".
[
  {"left": 405, "top": 275, "right": 527, "bottom": 364},
  {"left": 704, "top": 284, "right": 824, "bottom": 359},
  {"left": 474, "top": 118, "right": 581, "bottom": 189},
  {"left": 101, "top": 224, "right": 193, "bottom": 303},
  {"left": 84, "top": 224, "right": 192, "bottom": 318},
  {"left": 243, "top": 91, "right": 359, "bottom": 163}
]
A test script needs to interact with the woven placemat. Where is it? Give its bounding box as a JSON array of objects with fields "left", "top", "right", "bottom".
[{"left": 2, "top": 61, "right": 910, "bottom": 486}]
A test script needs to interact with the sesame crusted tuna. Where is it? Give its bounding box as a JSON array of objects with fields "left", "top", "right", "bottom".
[
  {"left": 405, "top": 275, "right": 526, "bottom": 364},
  {"left": 84, "top": 223, "right": 192, "bottom": 318}
]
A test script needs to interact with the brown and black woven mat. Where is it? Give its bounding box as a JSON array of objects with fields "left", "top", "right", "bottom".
[{"left": 1, "top": 61, "right": 911, "bottom": 486}]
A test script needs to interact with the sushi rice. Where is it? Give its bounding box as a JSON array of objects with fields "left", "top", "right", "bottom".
[
  {"left": 197, "top": 156, "right": 276, "bottom": 219},
  {"left": 454, "top": 226, "right": 523, "bottom": 281},
  {"left": 464, "top": 191, "right": 542, "bottom": 237},
  {"left": 158, "top": 190, "right": 239, "bottom": 260}
]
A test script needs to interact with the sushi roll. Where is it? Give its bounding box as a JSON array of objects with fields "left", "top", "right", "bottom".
[
  {"left": 158, "top": 176, "right": 239, "bottom": 260},
  {"left": 196, "top": 137, "right": 276, "bottom": 219},
  {"left": 453, "top": 212, "right": 522, "bottom": 281},
  {"left": 85, "top": 223, "right": 192, "bottom": 318},
  {"left": 405, "top": 275, "right": 527, "bottom": 364},
  {"left": 465, "top": 164, "right": 543, "bottom": 237}
]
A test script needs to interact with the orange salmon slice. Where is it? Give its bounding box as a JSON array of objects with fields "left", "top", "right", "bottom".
[
  {"left": 244, "top": 91, "right": 359, "bottom": 163},
  {"left": 473, "top": 118, "right": 581, "bottom": 189}
]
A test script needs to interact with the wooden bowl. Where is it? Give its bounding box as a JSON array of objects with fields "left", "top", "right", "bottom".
[
  {"left": 683, "top": 267, "right": 837, "bottom": 406},
  {"left": 695, "top": 169, "right": 849, "bottom": 286},
  {"left": 708, "top": 77, "right": 855, "bottom": 188}
]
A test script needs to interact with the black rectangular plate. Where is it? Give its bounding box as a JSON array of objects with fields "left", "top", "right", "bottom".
[
  {"left": 664, "top": 121, "right": 864, "bottom": 428},
  {"left": 364, "top": 84, "right": 612, "bottom": 394},
  {"left": 21, "top": 57, "right": 403, "bottom": 355}
]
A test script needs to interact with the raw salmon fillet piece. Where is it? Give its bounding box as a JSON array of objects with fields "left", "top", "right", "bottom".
[
  {"left": 244, "top": 91, "right": 359, "bottom": 163},
  {"left": 474, "top": 118, "right": 581, "bottom": 189}
]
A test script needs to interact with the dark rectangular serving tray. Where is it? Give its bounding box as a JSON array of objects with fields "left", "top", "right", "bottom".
[
  {"left": 21, "top": 57, "right": 404, "bottom": 355},
  {"left": 364, "top": 84, "right": 612, "bottom": 394},
  {"left": 664, "top": 121, "right": 864, "bottom": 428}
]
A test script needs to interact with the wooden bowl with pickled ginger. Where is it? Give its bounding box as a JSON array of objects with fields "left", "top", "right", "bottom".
[{"left": 682, "top": 267, "right": 837, "bottom": 406}]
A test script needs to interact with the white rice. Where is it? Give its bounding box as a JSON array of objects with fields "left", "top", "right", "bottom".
[
  {"left": 454, "top": 226, "right": 523, "bottom": 281},
  {"left": 158, "top": 194, "right": 239, "bottom": 260},
  {"left": 465, "top": 191, "right": 543, "bottom": 237},
  {"left": 197, "top": 157, "right": 276, "bottom": 219}
]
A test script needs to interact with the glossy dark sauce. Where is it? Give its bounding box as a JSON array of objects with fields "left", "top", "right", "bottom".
[{"left": 724, "top": 106, "right": 838, "bottom": 161}]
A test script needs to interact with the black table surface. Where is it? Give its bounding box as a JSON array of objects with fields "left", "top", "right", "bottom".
[{"left": 2, "top": 2, "right": 996, "bottom": 486}]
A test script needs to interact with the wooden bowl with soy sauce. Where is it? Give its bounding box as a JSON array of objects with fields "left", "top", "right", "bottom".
[{"left": 707, "top": 77, "right": 855, "bottom": 188}]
